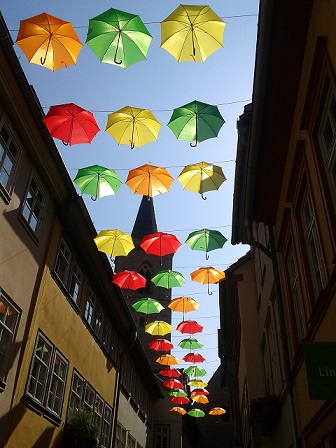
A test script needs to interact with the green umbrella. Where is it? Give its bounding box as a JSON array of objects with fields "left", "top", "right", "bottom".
[
  {"left": 73, "top": 165, "right": 122, "bottom": 201},
  {"left": 167, "top": 100, "right": 225, "bottom": 147},
  {"left": 151, "top": 270, "right": 186, "bottom": 289},
  {"left": 132, "top": 298, "right": 164, "bottom": 315},
  {"left": 188, "top": 408, "right": 205, "bottom": 418},
  {"left": 178, "top": 338, "right": 204, "bottom": 350},
  {"left": 185, "top": 228, "right": 227, "bottom": 260},
  {"left": 86, "top": 8, "right": 152, "bottom": 69},
  {"left": 185, "top": 366, "right": 207, "bottom": 377},
  {"left": 169, "top": 389, "right": 188, "bottom": 397}
]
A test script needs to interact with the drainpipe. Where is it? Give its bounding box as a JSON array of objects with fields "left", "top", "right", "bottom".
[
  {"left": 246, "top": 223, "right": 299, "bottom": 448},
  {"left": 110, "top": 331, "right": 138, "bottom": 448}
]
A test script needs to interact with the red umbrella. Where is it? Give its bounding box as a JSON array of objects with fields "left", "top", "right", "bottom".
[
  {"left": 43, "top": 103, "right": 100, "bottom": 146},
  {"left": 171, "top": 396, "right": 189, "bottom": 405},
  {"left": 191, "top": 388, "right": 210, "bottom": 396},
  {"left": 176, "top": 320, "right": 203, "bottom": 335},
  {"left": 182, "top": 352, "right": 206, "bottom": 363},
  {"left": 149, "top": 338, "right": 174, "bottom": 352},
  {"left": 112, "top": 270, "right": 146, "bottom": 290},
  {"left": 160, "top": 367, "right": 182, "bottom": 378},
  {"left": 163, "top": 379, "right": 184, "bottom": 390},
  {"left": 140, "top": 232, "right": 181, "bottom": 263}
]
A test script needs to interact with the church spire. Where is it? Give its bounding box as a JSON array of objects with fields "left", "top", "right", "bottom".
[{"left": 131, "top": 196, "right": 158, "bottom": 243}]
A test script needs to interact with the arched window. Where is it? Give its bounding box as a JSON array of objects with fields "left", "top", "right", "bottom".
[{"left": 138, "top": 263, "right": 152, "bottom": 294}]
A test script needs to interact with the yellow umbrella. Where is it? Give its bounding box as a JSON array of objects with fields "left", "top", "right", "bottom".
[
  {"left": 161, "top": 5, "right": 225, "bottom": 62},
  {"left": 190, "top": 266, "right": 225, "bottom": 295},
  {"left": 156, "top": 354, "right": 180, "bottom": 366},
  {"left": 192, "top": 394, "right": 209, "bottom": 404},
  {"left": 177, "top": 162, "right": 226, "bottom": 200},
  {"left": 145, "top": 320, "right": 172, "bottom": 336},
  {"left": 169, "top": 407, "right": 187, "bottom": 416},
  {"left": 16, "top": 13, "right": 83, "bottom": 71},
  {"left": 94, "top": 229, "right": 134, "bottom": 258},
  {"left": 106, "top": 106, "right": 161, "bottom": 149},
  {"left": 209, "top": 407, "right": 226, "bottom": 416},
  {"left": 126, "top": 164, "right": 174, "bottom": 197},
  {"left": 188, "top": 379, "right": 208, "bottom": 388}
]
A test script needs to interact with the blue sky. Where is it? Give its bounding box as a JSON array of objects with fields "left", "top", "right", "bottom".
[{"left": 2, "top": 1, "right": 259, "bottom": 382}]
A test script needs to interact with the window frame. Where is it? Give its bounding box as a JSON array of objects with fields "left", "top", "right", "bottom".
[
  {"left": 20, "top": 172, "right": 47, "bottom": 239},
  {"left": 0, "top": 117, "right": 21, "bottom": 202},
  {"left": 154, "top": 424, "right": 170, "bottom": 448}
]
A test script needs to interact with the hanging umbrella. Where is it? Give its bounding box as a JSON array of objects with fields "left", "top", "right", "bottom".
[
  {"left": 185, "top": 366, "right": 207, "bottom": 377},
  {"left": 112, "top": 270, "right": 146, "bottom": 290},
  {"left": 106, "top": 107, "right": 161, "bottom": 149},
  {"left": 73, "top": 165, "right": 121, "bottom": 200},
  {"left": 149, "top": 339, "right": 174, "bottom": 352},
  {"left": 16, "top": 13, "right": 83, "bottom": 71},
  {"left": 151, "top": 270, "right": 186, "bottom": 289},
  {"left": 159, "top": 368, "right": 181, "bottom": 378},
  {"left": 145, "top": 320, "right": 172, "bottom": 336},
  {"left": 185, "top": 229, "right": 227, "bottom": 259},
  {"left": 191, "top": 388, "right": 210, "bottom": 397},
  {"left": 171, "top": 396, "right": 189, "bottom": 405},
  {"left": 43, "top": 104, "right": 100, "bottom": 146},
  {"left": 163, "top": 379, "right": 184, "bottom": 390},
  {"left": 209, "top": 407, "right": 226, "bottom": 416},
  {"left": 190, "top": 266, "right": 226, "bottom": 295},
  {"left": 156, "top": 354, "right": 180, "bottom": 366},
  {"left": 161, "top": 5, "right": 225, "bottom": 62},
  {"left": 188, "top": 408, "right": 205, "bottom": 418},
  {"left": 192, "top": 394, "right": 209, "bottom": 404},
  {"left": 169, "top": 389, "right": 187, "bottom": 397},
  {"left": 176, "top": 320, "right": 203, "bottom": 335},
  {"left": 188, "top": 379, "right": 208, "bottom": 388},
  {"left": 182, "top": 352, "right": 206, "bottom": 363},
  {"left": 169, "top": 407, "right": 187, "bottom": 416},
  {"left": 168, "top": 297, "right": 200, "bottom": 315},
  {"left": 168, "top": 102, "right": 225, "bottom": 147},
  {"left": 178, "top": 338, "right": 204, "bottom": 350},
  {"left": 177, "top": 162, "right": 226, "bottom": 199},
  {"left": 94, "top": 229, "right": 134, "bottom": 258},
  {"left": 132, "top": 298, "right": 164, "bottom": 315},
  {"left": 126, "top": 164, "right": 174, "bottom": 197},
  {"left": 140, "top": 232, "right": 182, "bottom": 259},
  {"left": 86, "top": 8, "right": 152, "bottom": 68}
]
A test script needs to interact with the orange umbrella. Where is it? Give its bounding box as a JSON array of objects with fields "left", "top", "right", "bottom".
[
  {"left": 209, "top": 407, "right": 226, "bottom": 416},
  {"left": 156, "top": 354, "right": 180, "bottom": 366},
  {"left": 169, "top": 407, "right": 186, "bottom": 416},
  {"left": 168, "top": 297, "right": 200, "bottom": 318},
  {"left": 16, "top": 13, "right": 83, "bottom": 71},
  {"left": 190, "top": 266, "right": 225, "bottom": 295},
  {"left": 126, "top": 164, "right": 174, "bottom": 197},
  {"left": 192, "top": 394, "right": 209, "bottom": 404}
]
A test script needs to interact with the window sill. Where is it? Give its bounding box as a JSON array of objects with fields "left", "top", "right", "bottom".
[{"left": 24, "top": 395, "right": 62, "bottom": 426}]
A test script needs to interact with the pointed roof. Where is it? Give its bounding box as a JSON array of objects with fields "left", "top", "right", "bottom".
[{"left": 132, "top": 196, "right": 158, "bottom": 242}]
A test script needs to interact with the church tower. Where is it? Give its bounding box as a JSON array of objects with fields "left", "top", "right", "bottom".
[{"left": 115, "top": 196, "right": 173, "bottom": 372}]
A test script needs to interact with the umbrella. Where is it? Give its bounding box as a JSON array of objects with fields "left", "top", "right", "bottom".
[
  {"left": 178, "top": 338, "right": 204, "bottom": 350},
  {"left": 192, "top": 394, "right": 209, "bottom": 404},
  {"left": 161, "top": 5, "right": 225, "bottom": 62},
  {"left": 145, "top": 320, "right": 172, "bottom": 336},
  {"left": 159, "top": 368, "right": 181, "bottom": 378},
  {"left": 86, "top": 8, "right": 152, "bottom": 68},
  {"left": 209, "top": 407, "right": 226, "bottom": 416},
  {"left": 188, "top": 408, "right": 205, "bottom": 418},
  {"left": 16, "top": 13, "right": 83, "bottom": 71},
  {"left": 177, "top": 162, "right": 226, "bottom": 200},
  {"left": 126, "top": 164, "right": 174, "bottom": 198},
  {"left": 182, "top": 352, "right": 206, "bottom": 363},
  {"left": 188, "top": 379, "right": 208, "bottom": 388},
  {"left": 132, "top": 298, "right": 164, "bottom": 315},
  {"left": 190, "top": 266, "right": 226, "bottom": 295},
  {"left": 163, "top": 379, "right": 184, "bottom": 390},
  {"left": 168, "top": 101, "right": 225, "bottom": 147},
  {"left": 94, "top": 229, "right": 134, "bottom": 258},
  {"left": 185, "top": 229, "right": 227, "bottom": 259},
  {"left": 168, "top": 297, "right": 200, "bottom": 316},
  {"left": 191, "top": 388, "right": 210, "bottom": 397},
  {"left": 149, "top": 339, "right": 174, "bottom": 352},
  {"left": 43, "top": 104, "right": 100, "bottom": 146},
  {"left": 171, "top": 396, "right": 189, "bottom": 405},
  {"left": 73, "top": 165, "right": 121, "bottom": 200},
  {"left": 112, "top": 270, "right": 146, "bottom": 290},
  {"left": 176, "top": 320, "right": 203, "bottom": 335},
  {"left": 185, "top": 366, "right": 207, "bottom": 377},
  {"left": 106, "top": 107, "right": 161, "bottom": 149},
  {"left": 156, "top": 354, "right": 180, "bottom": 366},
  {"left": 169, "top": 389, "right": 187, "bottom": 397},
  {"left": 151, "top": 270, "right": 186, "bottom": 289},
  {"left": 169, "top": 407, "right": 187, "bottom": 416},
  {"left": 140, "top": 232, "right": 181, "bottom": 260}
]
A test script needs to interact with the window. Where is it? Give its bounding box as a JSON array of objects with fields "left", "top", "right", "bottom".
[
  {"left": 94, "top": 303, "right": 104, "bottom": 339},
  {"left": 116, "top": 422, "right": 127, "bottom": 448},
  {"left": 84, "top": 289, "right": 96, "bottom": 327},
  {"left": 21, "top": 174, "right": 46, "bottom": 236},
  {"left": 138, "top": 263, "right": 151, "bottom": 294},
  {"left": 0, "top": 121, "right": 19, "bottom": 197},
  {"left": 128, "top": 433, "right": 136, "bottom": 448},
  {"left": 0, "top": 290, "right": 20, "bottom": 388},
  {"left": 154, "top": 425, "right": 170, "bottom": 448},
  {"left": 26, "top": 331, "right": 68, "bottom": 420}
]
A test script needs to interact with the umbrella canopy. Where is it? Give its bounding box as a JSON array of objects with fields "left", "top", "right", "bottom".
[
  {"left": 176, "top": 320, "right": 203, "bottom": 335},
  {"left": 177, "top": 162, "right": 226, "bottom": 199},
  {"left": 16, "top": 13, "right": 83, "bottom": 71},
  {"left": 132, "top": 298, "right": 164, "bottom": 315},
  {"left": 163, "top": 379, "right": 184, "bottom": 390},
  {"left": 126, "top": 164, "right": 174, "bottom": 197},
  {"left": 190, "top": 266, "right": 226, "bottom": 295},
  {"left": 159, "top": 368, "right": 181, "bottom": 378},
  {"left": 86, "top": 8, "right": 152, "bottom": 68},
  {"left": 188, "top": 408, "right": 205, "bottom": 418},
  {"left": 145, "top": 320, "right": 172, "bottom": 336},
  {"left": 94, "top": 229, "right": 134, "bottom": 258},
  {"left": 106, "top": 106, "right": 161, "bottom": 149},
  {"left": 192, "top": 394, "right": 209, "bottom": 404},
  {"left": 169, "top": 389, "right": 187, "bottom": 397},
  {"left": 161, "top": 5, "right": 225, "bottom": 62},
  {"left": 178, "top": 338, "right": 204, "bottom": 350},
  {"left": 191, "top": 388, "right": 210, "bottom": 397},
  {"left": 73, "top": 165, "right": 121, "bottom": 200},
  {"left": 140, "top": 232, "right": 181, "bottom": 258},
  {"left": 43, "top": 104, "right": 100, "bottom": 146},
  {"left": 185, "top": 228, "right": 227, "bottom": 259},
  {"left": 168, "top": 101, "right": 225, "bottom": 147},
  {"left": 112, "top": 270, "right": 146, "bottom": 290},
  {"left": 156, "top": 354, "right": 180, "bottom": 366},
  {"left": 149, "top": 338, "right": 174, "bottom": 352},
  {"left": 151, "top": 270, "right": 186, "bottom": 289},
  {"left": 168, "top": 297, "right": 200, "bottom": 314},
  {"left": 188, "top": 379, "right": 208, "bottom": 388},
  {"left": 169, "top": 407, "right": 187, "bottom": 416},
  {"left": 171, "top": 396, "right": 189, "bottom": 405},
  {"left": 185, "top": 365, "right": 207, "bottom": 377},
  {"left": 209, "top": 407, "right": 226, "bottom": 416},
  {"left": 182, "top": 352, "right": 206, "bottom": 363}
]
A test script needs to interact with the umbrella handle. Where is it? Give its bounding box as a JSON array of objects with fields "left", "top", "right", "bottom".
[
  {"left": 201, "top": 192, "right": 207, "bottom": 200},
  {"left": 206, "top": 252, "right": 209, "bottom": 260},
  {"left": 190, "top": 141, "right": 197, "bottom": 148},
  {"left": 114, "top": 55, "right": 122, "bottom": 65},
  {"left": 62, "top": 140, "right": 69, "bottom": 146},
  {"left": 130, "top": 141, "right": 135, "bottom": 149},
  {"left": 91, "top": 196, "right": 97, "bottom": 201},
  {"left": 114, "top": 32, "right": 123, "bottom": 65}
]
